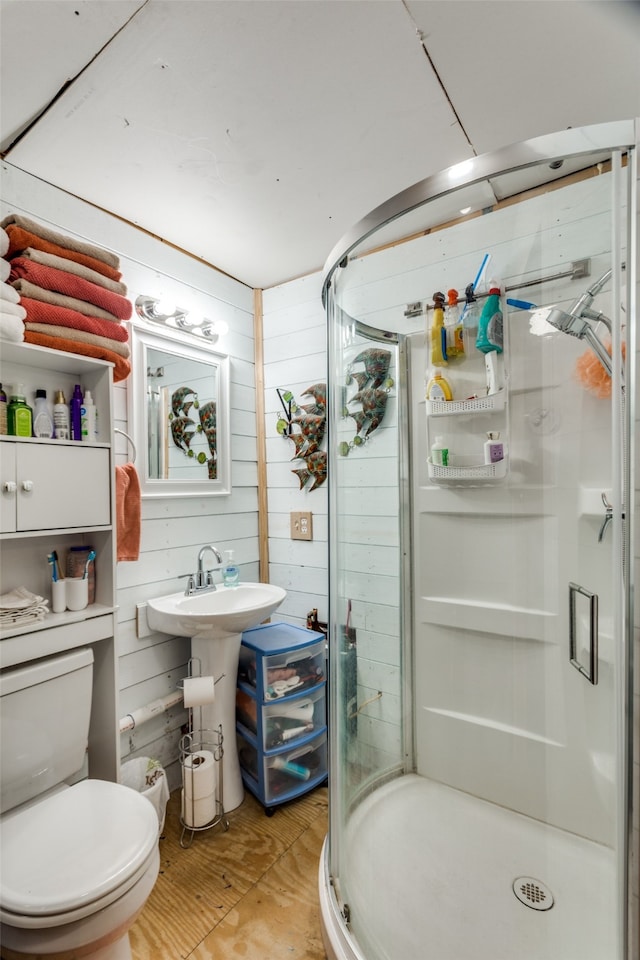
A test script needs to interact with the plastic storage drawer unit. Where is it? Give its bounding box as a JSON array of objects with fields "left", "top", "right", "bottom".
[{"left": 236, "top": 621, "right": 327, "bottom": 811}]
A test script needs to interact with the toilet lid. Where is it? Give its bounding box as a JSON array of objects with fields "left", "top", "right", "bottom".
[{"left": 0, "top": 779, "right": 158, "bottom": 917}]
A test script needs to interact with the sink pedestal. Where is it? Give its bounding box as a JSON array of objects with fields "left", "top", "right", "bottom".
[
  {"left": 145, "top": 581, "right": 287, "bottom": 813},
  {"left": 191, "top": 632, "right": 244, "bottom": 813}
]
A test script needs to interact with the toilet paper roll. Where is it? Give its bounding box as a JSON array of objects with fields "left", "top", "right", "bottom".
[
  {"left": 182, "top": 675, "right": 216, "bottom": 707},
  {"left": 181, "top": 788, "right": 216, "bottom": 828},
  {"left": 183, "top": 750, "right": 216, "bottom": 800}
]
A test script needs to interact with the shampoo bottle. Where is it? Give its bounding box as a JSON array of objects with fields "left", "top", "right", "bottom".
[
  {"left": 7, "top": 384, "right": 33, "bottom": 437},
  {"left": 70, "top": 384, "right": 83, "bottom": 441},
  {"left": 33, "top": 389, "right": 54, "bottom": 438},
  {"left": 53, "top": 390, "right": 70, "bottom": 439},
  {"left": 426, "top": 372, "right": 453, "bottom": 401},
  {"left": 222, "top": 550, "right": 240, "bottom": 587},
  {"left": 81, "top": 390, "right": 98, "bottom": 442}
]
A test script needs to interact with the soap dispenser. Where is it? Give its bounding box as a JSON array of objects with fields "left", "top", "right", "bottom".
[{"left": 222, "top": 550, "right": 240, "bottom": 587}]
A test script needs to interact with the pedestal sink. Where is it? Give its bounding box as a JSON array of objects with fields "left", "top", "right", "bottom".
[{"left": 146, "top": 582, "right": 286, "bottom": 812}]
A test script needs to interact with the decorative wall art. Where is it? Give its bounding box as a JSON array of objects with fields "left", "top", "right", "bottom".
[
  {"left": 169, "top": 386, "right": 218, "bottom": 479},
  {"left": 276, "top": 383, "right": 327, "bottom": 491},
  {"left": 339, "top": 347, "right": 394, "bottom": 456}
]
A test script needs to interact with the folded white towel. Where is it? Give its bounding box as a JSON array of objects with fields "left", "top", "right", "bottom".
[
  {"left": 0, "top": 299, "right": 26, "bottom": 319},
  {"left": 0, "top": 587, "right": 48, "bottom": 625},
  {"left": 0, "top": 280, "right": 20, "bottom": 304},
  {"left": 0, "top": 314, "right": 24, "bottom": 342},
  {"left": 0, "top": 586, "right": 45, "bottom": 610},
  {"left": 0, "top": 258, "right": 9, "bottom": 282},
  {"left": 0, "top": 226, "right": 8, "bottom": 257}
]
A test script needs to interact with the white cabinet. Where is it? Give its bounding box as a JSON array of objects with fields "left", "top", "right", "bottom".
[
  {"left": 1, "top": 442, "right": 110, "bottom": 533},
  {"left": 0, "top": 341, "right": 119, "bottom": 783}
]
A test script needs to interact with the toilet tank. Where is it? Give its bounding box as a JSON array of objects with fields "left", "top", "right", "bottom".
[{"left": 0, "top": 648, "right": 94, "bottom": 814}]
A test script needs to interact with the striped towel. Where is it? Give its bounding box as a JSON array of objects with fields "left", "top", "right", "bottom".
[
  {"left": 1, "top": 213, "right": 120, "bottom": 269},
  {"left": 4, "top": 224, "right": 122, "bottom": 282},
  {"left": 19, "top": 296, "right": 129, "bottom": 342},
  {"left": 18, "top": 246, "right": 128, "bottom": 295},
  {"left": 10, "top": 277, "right": 123, "bottom": 323},
  {"left": 10, "top": 257, "right": 131, "bottom": 320}
]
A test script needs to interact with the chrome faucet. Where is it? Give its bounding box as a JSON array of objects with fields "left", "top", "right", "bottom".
[{"left": 196, "top": 544, "right": 223, "bottom": 589}]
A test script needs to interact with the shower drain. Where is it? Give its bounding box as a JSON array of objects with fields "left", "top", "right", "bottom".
[{"left": 512, "top": 877, "right": 554, "bottom": 911}]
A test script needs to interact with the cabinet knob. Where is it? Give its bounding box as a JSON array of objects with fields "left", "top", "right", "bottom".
[
  {"left": 2, "top": 481, "right": 17, "bottom": 494},
  {"left": 21, "top": 480, "right": 34, "bottom": 492}
]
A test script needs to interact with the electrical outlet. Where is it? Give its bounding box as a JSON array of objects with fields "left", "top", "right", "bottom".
[{"left": 290, "top": 510, "right": 313, "bottom": 541}]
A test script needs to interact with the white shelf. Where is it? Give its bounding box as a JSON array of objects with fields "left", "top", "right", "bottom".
[
  {"left": 426, "top": 388, "right": 506, "bottom": 417},
  {"left": 427, "top": 457, "right": 508, "bottom": 485}
]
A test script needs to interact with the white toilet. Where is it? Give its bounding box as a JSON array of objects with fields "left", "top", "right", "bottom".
[{"left": 0, "top": 648, "right": 160, "bottom": 960}]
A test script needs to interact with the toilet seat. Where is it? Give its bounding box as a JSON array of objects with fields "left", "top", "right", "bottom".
[{"left": 0, "top": 779, "right": 158, "bottom": 927}]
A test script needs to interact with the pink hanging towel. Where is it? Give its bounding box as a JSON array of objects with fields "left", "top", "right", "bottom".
[{"left": 115, "top": 463, "right": 141, "bottom": 561}]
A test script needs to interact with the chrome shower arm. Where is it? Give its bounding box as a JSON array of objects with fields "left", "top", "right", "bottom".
[{"left": 582, "top": 325, "right": 612, "bottom": 378}]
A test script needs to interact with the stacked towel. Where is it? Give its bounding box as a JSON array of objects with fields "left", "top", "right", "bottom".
[
  {"left": 0, "top": 225, "right": 25, "bottom": 342},
  {"left": 0, "top": 586, "right": 49, "bottom": 627},
  {"left": 2, "top": 213, "right": 131, "bottom": 381}
]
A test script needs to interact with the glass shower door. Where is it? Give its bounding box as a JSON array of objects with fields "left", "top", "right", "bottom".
[{"left": 322, "top": 125, "right": 635, "bottom": 960}]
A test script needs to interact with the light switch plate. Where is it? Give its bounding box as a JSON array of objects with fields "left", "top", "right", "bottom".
[
  {"left": 136, "top": 602, "right": 152, "bottom": 638},
  {"left": 290, "top": 510, "right": 313, "bottom": 541}
]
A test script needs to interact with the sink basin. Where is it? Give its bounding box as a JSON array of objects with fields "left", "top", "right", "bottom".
[{"left": 146, "top": 581, "right": 286, "bottom": 639}]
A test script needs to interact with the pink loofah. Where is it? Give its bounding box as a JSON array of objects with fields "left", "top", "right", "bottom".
[{"left": 574, "top": 340, "right": 626, "bottom": 398}]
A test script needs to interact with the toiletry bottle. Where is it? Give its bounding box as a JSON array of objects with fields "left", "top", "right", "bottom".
[
  {"left": 70, "top": 384, "right": 83, "bottom": 440},
  {"left": 7, "top": 384, "right": 33, "bottom": 437},
  {"left": 0, "top": 384, "right": 7, "bottom": 435},
  {"left": 431, "top": 436, "right": 449, "bottom": 467},
  {"left": 430, "top": 292, "right": 448, "bottom": 366},
  {"left": 81, "top": 390, "right": 98, "bottom": 442},
  {"left": 445, "top": 288, "right": 464, "bottom": 359},
  {"left": 222, "top": 550, "right": 240, "bottom": 587},
  {"left": 426, "top": 372, "right": 453, "bottom": 401},
  {"left": 33, "top": 389, "right": 54, "bottom": 438},
  {"left": 53, "top": 390, "right": 70, "bottom": 439},
  {"left": 475, "top": 280, "right": 504, "bottom": 354},
  {"left": 484, "top": 432, "right": 504, "bottom": 464}
]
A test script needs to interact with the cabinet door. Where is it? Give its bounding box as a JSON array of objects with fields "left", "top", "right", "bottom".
[
  {"left": 1, "top": 443, "right": 17, "bottom": 533},
  {"left": 16, "top": 444, "right": 110, "bottom": 531}
]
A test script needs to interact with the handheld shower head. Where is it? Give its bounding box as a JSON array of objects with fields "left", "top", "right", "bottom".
[{"left": 543, "top": 269, "right": 615, "bottom": 376}]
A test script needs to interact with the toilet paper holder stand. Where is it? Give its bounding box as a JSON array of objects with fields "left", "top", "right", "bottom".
[{"left": 177, "top": 658, "right": 228, "bottom": 847}]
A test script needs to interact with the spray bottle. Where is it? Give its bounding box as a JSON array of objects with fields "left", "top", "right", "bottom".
[{"left": 475, "top": 280, "right": 503, "bottom": 354}]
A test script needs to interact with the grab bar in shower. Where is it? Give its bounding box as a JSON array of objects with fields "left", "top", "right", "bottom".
[{"left": 569, "top": 582, "right": 599, "bottom": 685}]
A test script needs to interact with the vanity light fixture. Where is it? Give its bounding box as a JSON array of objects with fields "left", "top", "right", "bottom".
[{"left": 134, "top": 295, "right": 227, "bottom": 343}]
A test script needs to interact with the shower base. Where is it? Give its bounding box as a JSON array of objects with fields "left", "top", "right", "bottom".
[{"left": 330, "top": 774, "right": 616, "bottom": 960}]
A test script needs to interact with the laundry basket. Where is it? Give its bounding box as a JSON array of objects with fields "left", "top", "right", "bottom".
[{"left": 121, "top": 756, "right": 170, "bottom": 835}]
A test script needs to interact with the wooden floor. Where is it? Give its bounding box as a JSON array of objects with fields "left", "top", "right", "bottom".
[{"left": 130, "top": 784, "right": 329, "bottom": 960}]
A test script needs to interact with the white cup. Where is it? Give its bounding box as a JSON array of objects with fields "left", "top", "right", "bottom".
[
  {"left": 66, "top": 577, "right": 88, "bottom": 611},
  {"left": 51, "top": 580, "right": 66, "bottom": 613}
]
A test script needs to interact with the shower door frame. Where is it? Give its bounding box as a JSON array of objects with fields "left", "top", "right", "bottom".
[{"left": 320, "top": 119, "right": 638, "bottom": 960}]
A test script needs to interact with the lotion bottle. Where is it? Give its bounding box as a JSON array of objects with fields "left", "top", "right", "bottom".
[
  {"left": 81, "top": 390, "right": 98, "bottom": 442},
  {"left": 484, "top": 432, "right": 504, "bottom": 464},
  {"left": 33, "top": 389, "right": 54, "bottom": 438},
  {"left": 222, "top": 550, "right": 240, "bottom": 587},
  {"left": 53, "top": 390, "right": 70, "bottom": 439}
]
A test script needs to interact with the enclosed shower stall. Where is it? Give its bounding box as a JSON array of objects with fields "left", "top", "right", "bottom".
[{"left": 319, "top": 121, "right": 637, "bottom": 960}]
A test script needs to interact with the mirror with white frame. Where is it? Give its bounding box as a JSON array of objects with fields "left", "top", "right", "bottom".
[{"left": 129, "top": 323, "right": 231, "bottom": 497}]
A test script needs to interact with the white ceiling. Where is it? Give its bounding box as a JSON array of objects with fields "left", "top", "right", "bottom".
[{"left": 1, "top": 0, "right": 638, "bottom": 289}]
